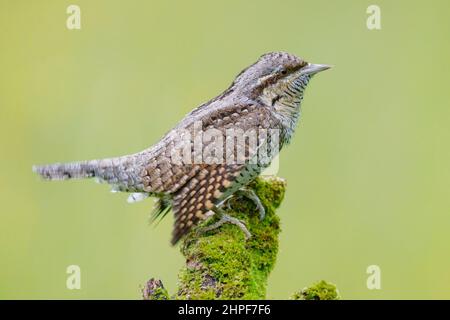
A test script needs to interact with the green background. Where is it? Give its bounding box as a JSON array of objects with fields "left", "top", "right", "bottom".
[{"left": 1, "top": 0, "right": 449, "bottom": 299}]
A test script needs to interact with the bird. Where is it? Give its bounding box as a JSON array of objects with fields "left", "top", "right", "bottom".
[{"left": 33, "top": 51, "right": 330, "bottom": 245}]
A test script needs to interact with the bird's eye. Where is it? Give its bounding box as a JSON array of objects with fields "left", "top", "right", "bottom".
[{"left": 280, "top": 69, "right": 287, "bottom": 75}]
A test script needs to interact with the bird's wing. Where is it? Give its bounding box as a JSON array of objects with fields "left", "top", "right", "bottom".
[
  {"left": 171, "top": 163, "right": 245, "bottom": 244},
  {"left": 169, "top": 103, "right": 280, "bottom": 244},
  {"left": 139, "top": 102, "right": 267, "bottom": 194}
]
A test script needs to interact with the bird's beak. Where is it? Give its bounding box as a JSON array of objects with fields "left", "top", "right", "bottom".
[{"left": 302, "top": 63, "right": 331, "bottom": 75}]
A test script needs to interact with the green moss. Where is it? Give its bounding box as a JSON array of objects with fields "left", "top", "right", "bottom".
[
  {"left": 175, "top": 176, "right": 285, "bottom": 300},
  {"left": 291, "top": 280, "right": 341, "bottom": 300},
  {"left": 144, "top": 177, "right": 342, "bottom": 300}
]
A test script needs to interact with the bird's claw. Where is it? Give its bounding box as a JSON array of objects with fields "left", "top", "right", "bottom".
[
  {"left": 198, "top": 208, "right": 251, "bottom": 240},
  {"left": 234, "top": 188, "right": 266, "bottom": 220}
]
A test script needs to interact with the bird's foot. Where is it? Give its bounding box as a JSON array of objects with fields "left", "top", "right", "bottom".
[
  {"left": 231, "top": 187, "right": 266, "bottom": 220},
  {"left": 199, "top": 208, "right": 251, "bottom": 240}
]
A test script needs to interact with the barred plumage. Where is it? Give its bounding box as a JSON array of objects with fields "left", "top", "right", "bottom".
[{"left": 33, "top": 51, "right": 330, "bottom": 244}]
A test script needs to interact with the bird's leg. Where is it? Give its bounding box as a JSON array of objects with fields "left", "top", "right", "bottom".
[
  {"left": 199, "top": 206, "right": 252, "bottom": 240},
  {"left": 233, "top": 187, "right": 266, "bottom": 220}
]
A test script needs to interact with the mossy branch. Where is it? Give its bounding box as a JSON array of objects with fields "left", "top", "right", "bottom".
[{"left": 143, "top": 176, "right": 340, "bottom": 300}]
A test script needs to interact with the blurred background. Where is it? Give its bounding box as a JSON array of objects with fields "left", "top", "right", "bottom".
[{"left": 0, "top": 0, "right": 449, "bottom": 299}]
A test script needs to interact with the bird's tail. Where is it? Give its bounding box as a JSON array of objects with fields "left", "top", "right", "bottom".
[
  {"left": 33, "top": 154, "right": 146, "bottom": 192},
  {"left": 32, "top": 160, "right": 104, "bottom": 181}
]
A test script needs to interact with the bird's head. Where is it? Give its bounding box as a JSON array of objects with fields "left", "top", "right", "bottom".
[{"left": 232, "top": 52, "right": 330, "bottom": 112}]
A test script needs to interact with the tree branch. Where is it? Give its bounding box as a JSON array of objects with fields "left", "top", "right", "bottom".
[{"left": 143, "top": 176, "right": 340, "bottom": 300}]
